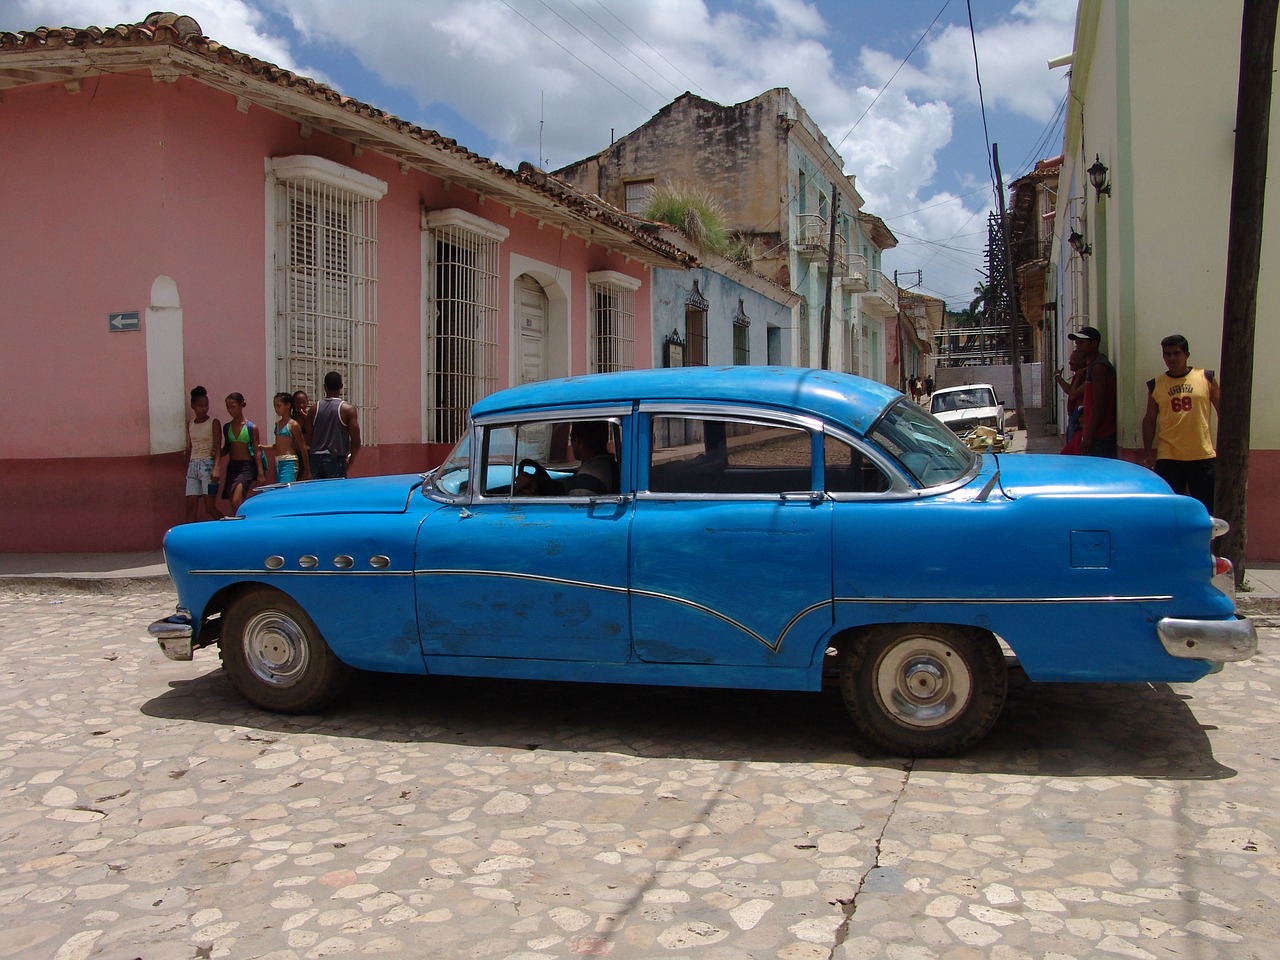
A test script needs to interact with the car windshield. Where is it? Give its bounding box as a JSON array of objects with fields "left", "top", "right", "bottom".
[
  {"left": 869, "top": 398, "right": 975, "bottom": 486},
  {"left": 931, "top": 388, "right": 995, "bottom": 413},
  {"left": 427, "top": 431, "right": 472, "bottom": 497}
]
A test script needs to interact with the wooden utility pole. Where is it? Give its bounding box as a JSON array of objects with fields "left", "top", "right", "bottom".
[
  {"left": 1217, "top": 0, "right": 1277, "bottom": 586},
  {"left": 820, "top": 186, "right": 839, "bottom": 370},
  {"left": 991, "top": 144, "right": 1027, "bottom": 431}
]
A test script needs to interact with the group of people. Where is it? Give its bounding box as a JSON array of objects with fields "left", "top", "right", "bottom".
[
  {"left": 907, "top": 374, "right": 934, "bottom": 404},
  {"left": 1054, "top": 327, "right": 1219, "bottom": 513},
  {"left": 184, "top": 371, "right": 362, "bottom": 521}
]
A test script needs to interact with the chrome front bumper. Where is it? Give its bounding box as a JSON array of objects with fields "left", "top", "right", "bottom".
[
  {"left": 1158, "top": 616, "right": 1257, "bottom": 662},
  {"left": 149, "top": 609, "right": 194, "bottom": 661}
]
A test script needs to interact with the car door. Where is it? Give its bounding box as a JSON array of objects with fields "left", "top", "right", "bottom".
[
  {"left": 415, "top": 412, "right": 632, "bottom": 663},
  {"left": 629, "top": 408, "right": 834, "bottom": 669}
]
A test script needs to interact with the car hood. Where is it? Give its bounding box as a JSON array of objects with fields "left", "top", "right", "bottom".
[
  {"left": 991, "top": 452, "right": 1173, "bottom": 498},
  {"left": 236, "top": 474, "right": 425, "bottom": 519},
  {"left": 934, "top": 405, "right": 1000, "bottom": 424}
]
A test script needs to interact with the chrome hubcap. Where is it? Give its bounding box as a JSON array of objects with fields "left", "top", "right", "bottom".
[
  {"left": 876, "top": 636, "right": 972, "bottom": 728},
  {"left": 243, "top": 610, "right": 310, "bottom": 687}
]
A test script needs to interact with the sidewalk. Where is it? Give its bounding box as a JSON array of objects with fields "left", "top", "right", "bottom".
[{"left": 0, "top": 551, "right": 171, "bottom": 591}]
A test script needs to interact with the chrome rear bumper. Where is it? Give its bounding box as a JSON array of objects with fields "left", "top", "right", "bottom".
[{"left": 1158, "top": 616, "right": 1257, "bottom": 662}]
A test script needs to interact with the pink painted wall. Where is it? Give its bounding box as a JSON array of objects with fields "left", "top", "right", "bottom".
[{"left": 1, "top": 70, "right": 654, "bottom": 551}]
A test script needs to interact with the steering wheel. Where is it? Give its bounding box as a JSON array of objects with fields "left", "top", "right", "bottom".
[{"left": 516, "top": 458, "right": 555, "bottom": 495}]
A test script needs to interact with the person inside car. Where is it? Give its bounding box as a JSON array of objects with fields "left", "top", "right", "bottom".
[{"left": 515, "top": 421, "right": 617, "bottom": 496}]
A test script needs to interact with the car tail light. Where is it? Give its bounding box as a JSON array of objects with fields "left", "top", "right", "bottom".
[{"left": 1211, "top": 554, "right": 1236, "bottom": 602}]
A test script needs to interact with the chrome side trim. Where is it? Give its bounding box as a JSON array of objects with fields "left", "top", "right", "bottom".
[
  {"left": 416, "top": 568, "right": 629, "bottom": 596},
  {"left": 836, "top": 594, "right": 1174, "bottom": 605},
  {"left": 416, "top": 569, "right": 778, "bottom": 651},
  {"left": 1157, "top": 616, "right": 1257, "bottom": 662},
  {"left": 191, "top": 568, "right": 414, "bottom": 577},
  {"left": 630, "top": 588, "right": 774, "bottom": 650}
]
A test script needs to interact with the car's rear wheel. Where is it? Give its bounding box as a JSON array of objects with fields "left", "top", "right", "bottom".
[
  {"left": 220, "top": 589, "right": 351, "bottom": 713},
  {"left": 840, "top": 623, "right": 1007, "bottom": 757}
]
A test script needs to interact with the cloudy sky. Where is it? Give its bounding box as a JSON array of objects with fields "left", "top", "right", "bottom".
[{"left": 5, "top": 0, "right": 1078, "bottom": 308}]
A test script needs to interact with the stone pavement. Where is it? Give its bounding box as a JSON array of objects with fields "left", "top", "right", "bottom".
[{"left": 0, "top": 582, "right": 1277, "bottom": 959}]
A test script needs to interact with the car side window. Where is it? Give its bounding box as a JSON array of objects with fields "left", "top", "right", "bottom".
[
  {"left": 650, "top": 416, "right": 812, "bottom": 495},
  {"left": 478, "top": 419, "right": 620, "bottom": 498},
  {"left": 823, "top": 435, "right": 891, "bottom": 494}
]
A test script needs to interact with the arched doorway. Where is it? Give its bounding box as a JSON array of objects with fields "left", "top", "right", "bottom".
[{"left": 516, "top": 274, "right": 549, "bottom": 384}]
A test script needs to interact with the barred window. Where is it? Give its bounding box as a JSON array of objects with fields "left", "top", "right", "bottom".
[
  {"left": 685, "top": 280, "right": 708, "bottom": 366},
  {"left": 733, "top": 298, "right": 750, "bottom": 365},
  {"left": 270, "top": 156, "right": 385, "bottom": 442},
  {"left": 588, "top": 271, "right": 639, "bottom": 373},
  {"left": 425, "top": 209, "right": 509, "bottom": 443},
  {"left": 797, "top": 298, "right": 811, "bottom": 367}
]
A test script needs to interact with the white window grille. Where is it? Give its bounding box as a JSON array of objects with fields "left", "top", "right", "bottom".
[
  {"left": 424, "top": 209, "right": 509, "bottom": 443},
  {"left": 685, "top": 281, "right": 709, "bottom": 366},
  {"left": 588, "top": 271, "right": 639, "bottom": 373},
  {"left": 733, "top": 298, "right": 750, "bottom": 365},
  {"left": 797, "top": 298, "right": 811, "bottom": 366},
  {"left": 270, "top": 156, "right": 385, "bottom": 443},
  {"left": 625, "top": 178, "right": 656, "bottom": 214}
]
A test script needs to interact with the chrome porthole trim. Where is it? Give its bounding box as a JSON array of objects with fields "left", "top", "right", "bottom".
[
  {"left": 299, "top": 555, "right": 318, "bottom": 569},
  {"left": 370, "top": 555, "right": 391, "bottom": 569},
  {"left": 264, "top": 556, "right": 285, "bottom": 570},
  {"left": 334, "top": 555, "right": 354, "bottom": 569}
]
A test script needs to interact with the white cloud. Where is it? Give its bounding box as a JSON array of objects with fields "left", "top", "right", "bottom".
[
  {"left": 3, "top": 0, "right": 304, "bottom": 73},
  {"left": 753, "top": 0, "right": 827, "bottom": 38},
  {"left": 1, "top": 0, "right": 1075, "bottom": 307},
  {"left": 858, "top": 4, "right": 1075, "bottom": 121}
]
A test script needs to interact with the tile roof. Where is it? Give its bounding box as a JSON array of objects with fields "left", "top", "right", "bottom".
[{"left": 0, "top": 13, "right": 696, "bottom": 270}]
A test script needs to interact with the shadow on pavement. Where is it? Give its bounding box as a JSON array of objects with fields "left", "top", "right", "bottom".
[{"left": 141, "top": 666, "right": 1234, "bottom": 780}]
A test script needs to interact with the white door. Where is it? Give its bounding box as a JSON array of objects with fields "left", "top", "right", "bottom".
[{"left": 516, "top": 275, "right": 548, "bottom": 384}]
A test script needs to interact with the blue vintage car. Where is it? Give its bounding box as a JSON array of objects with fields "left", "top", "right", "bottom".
[{"left": 151, "top": 367, "right": 1255, "bottom": 756}]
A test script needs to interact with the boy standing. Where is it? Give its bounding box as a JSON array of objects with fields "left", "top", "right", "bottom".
[{"left": 1141, "top": 334, "right": 1220, "bottom": 513}]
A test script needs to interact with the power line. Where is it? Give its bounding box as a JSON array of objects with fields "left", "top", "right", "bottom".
[
  {"left": 881, "top": 186, "right": 990, "bottom": 222},
  {"left": 497, "top": 0, "right": 654, "bottom": 113},
  {"left": 832, "top": 0, "right": 953, "bottom": 153},
  {"left": 531, "top": 0, "right": 675, "bottom": 102},
  {"left": 965, "top": 0, "right": 998, "bottom": 208},
  {"left": 589, "top": 0, "right": 708, "bottom": 96},
  {"left": 1012, "top": 89, "right": 1068, "bottom": 176},
  {"left": 562, "top": 0, "right": 685, "bottom": 98}
]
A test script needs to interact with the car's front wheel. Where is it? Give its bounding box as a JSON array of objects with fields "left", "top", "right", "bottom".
[
  {"left": 840, "top": 623, "right": 1007, "bottom": 757},
  {"left": 220, "top": 589, "right": 351, "bottom": 713}
]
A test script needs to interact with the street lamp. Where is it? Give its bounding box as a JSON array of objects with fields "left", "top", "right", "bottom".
[
  {"left": 1088, "top": 155, "right": 1111, "bottom": 199},
  {"left": 1068, "top": 229, "right": 1091, "bottom": 257}
]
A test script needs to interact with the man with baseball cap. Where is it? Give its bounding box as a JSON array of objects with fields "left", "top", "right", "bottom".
[{"left": 1067, "top": 326, "right": 1117, "bottom": 457}]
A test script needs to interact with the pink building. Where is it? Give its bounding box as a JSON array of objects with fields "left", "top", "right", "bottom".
[{"left": 0, "top": 14, "right": 693, "bottom": 552}]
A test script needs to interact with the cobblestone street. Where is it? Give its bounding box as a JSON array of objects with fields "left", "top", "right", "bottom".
[{"left": 0, "top": 585, "right": 1276, "bottom": 959}]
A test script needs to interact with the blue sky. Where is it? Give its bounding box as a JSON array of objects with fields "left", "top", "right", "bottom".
[{"left": 5, "top": 0, "right": 1077, "bottom": 307}]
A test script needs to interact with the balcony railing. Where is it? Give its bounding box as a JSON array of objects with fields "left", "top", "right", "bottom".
[
  {"left": 795, "top": 214, "right": 846, "bottom": 271},
  {"left": 869, "top": 269, "right": 898, "bottom": 311},
  {"left": 1010, "top": 237, "right": 1052, "bottom": 266},
  {"left": 840, "top": 253, "right": 869, "bottom": 292}
]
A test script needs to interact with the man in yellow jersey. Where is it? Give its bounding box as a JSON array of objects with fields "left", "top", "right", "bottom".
[{"left": 1141, "top": 334, "right": 1220, "bottom": 513}]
